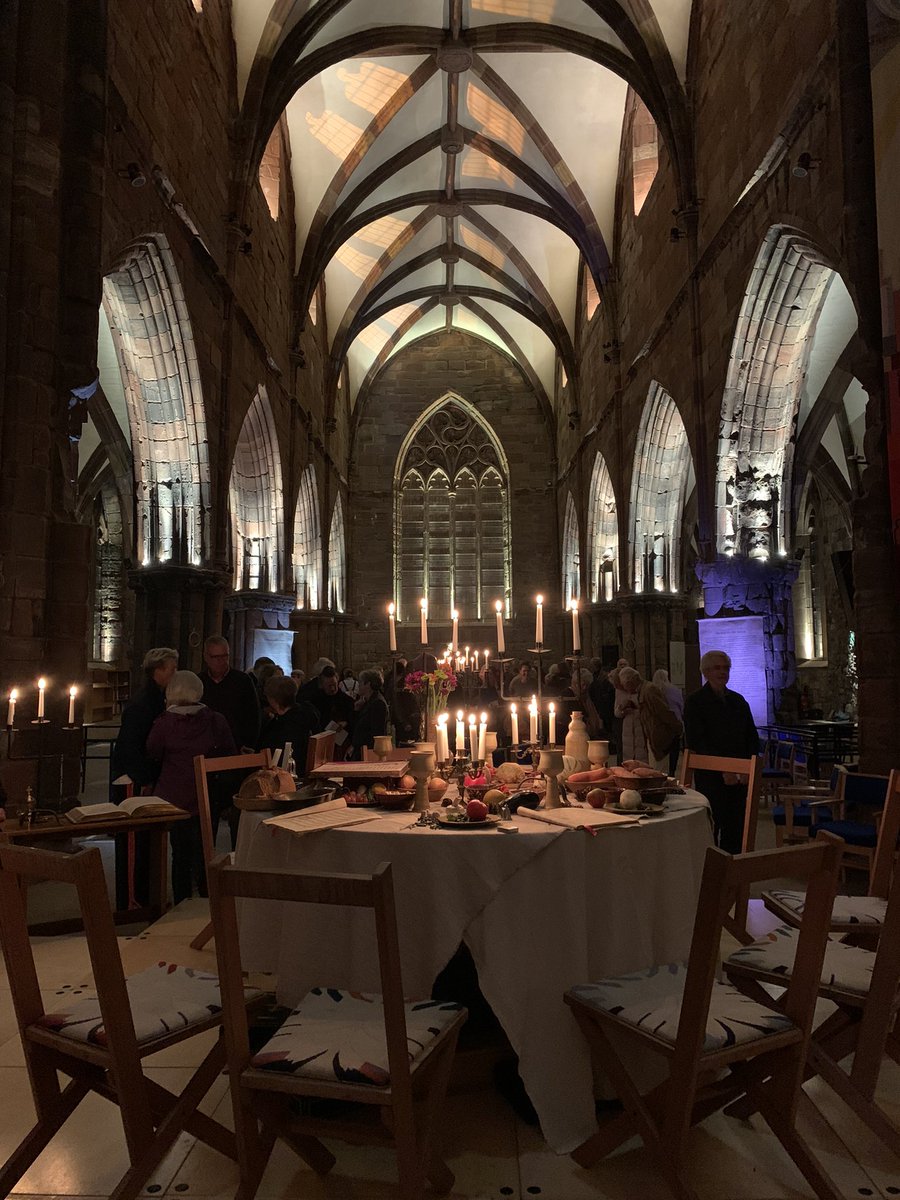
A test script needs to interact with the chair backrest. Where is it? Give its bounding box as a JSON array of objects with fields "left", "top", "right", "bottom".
[
  {"left": 672, "top": 838, "right": 842, "bottom": 1089},
  {"left": 193, "top": 750, "right": 271, "bottom": 868},
  {"left": 362, "top": 747, "right": 409, "bottom": 762},
  {"left": 207, "top": 856, "right": 415, "bottom": 1108},
  {"left": 679, "top": 751, "right": 762, "bottom": 853},
  {"left": 867, "top": 769, "right": 900, "bottom": 899},
  {"left": 0, "top": 843, "right": 153, "bottom": 1125},
  {"left": 305, "top": 731, "right": 336, "bottom": 773}
]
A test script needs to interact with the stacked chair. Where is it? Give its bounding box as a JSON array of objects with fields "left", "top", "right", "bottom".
[{"left": 761, "top": 737, "right": 797, "bottom": 807}]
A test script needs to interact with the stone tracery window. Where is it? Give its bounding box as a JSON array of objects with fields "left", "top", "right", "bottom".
[
  {"left": 293, "top": 464, "right": 321, "bottom": 609},
  {"left": 394, "top": 395, "right": 510, "bottom": 622},
  {"left": 587, "top": 452, "right": 618, "bottom": 602},
  {"left": 561, "top": 492, "right": 581, "bottom": 607},
  {"left": 631, "top": 94, "right": 659, "bottom": 216},
  {"left": 328, "top": 493, "right": 346, "bottom": 613},
  {"left": 229, "top": 387, "right": 284, "bottom": 592},
  {"left": 794, "top": 482, "right": 827, "bottom": 661}
]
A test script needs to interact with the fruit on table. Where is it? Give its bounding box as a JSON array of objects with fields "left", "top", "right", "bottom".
[
  {"left": 483, "top": 788, "right": 507, "bottom": 807},
  {"left": 400, "top": 774, "right": 416, "bottom": 791},
  {"left": 428, "top": 776, "right": 448, "bottom": 797},
  {"left": 494, "top": 762, "right": 526, "bottom": 785},
  {"left": 619, "top": 789, "right": 643, "bottom": 810},
  {"left": 466, "top": 799, "right": 489, "bottom": 821},
  {"left": 371, "top": 783, "right": 388, "bottom": 796},
  {"left": 464, "top": 773, "right": 488, "bottom": 788}
]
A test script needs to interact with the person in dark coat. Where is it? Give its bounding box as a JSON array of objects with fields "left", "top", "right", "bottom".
[
  {"left": 110, "top": 646, "right": 178, "bottom": 908},
  {"left": 298, "top": 665, "right": 355, "bottom": 750},
  {"left": 351, "top": 669, "right": 390, "bottom": 760},
  {"left": 258, "top": 674, "right": 321, "bottom": 768},
  {"left": 146, "top": 670, "right": 236, "bottom": 904},
  {"left": 199, "top": 635, "right": 261, "bottom": 845},
  {"left": 683, "top": 649, "right": 761, "bottom": 854}
]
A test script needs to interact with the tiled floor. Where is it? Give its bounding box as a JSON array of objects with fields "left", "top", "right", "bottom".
[{"left": 2, "top": 794, "right": 899, "bottom": 1198}]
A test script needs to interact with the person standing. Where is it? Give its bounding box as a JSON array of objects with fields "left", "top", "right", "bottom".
[
  {"left": 683, "top": 650, "right": 760, "bottom": 854},
  {"left": 298, "top": 664, "right": 355, "bottom": 756},
  {"left": 258, "top": 675, "right": 321, "bottom": 766},
  {"left": 653, "top": 668, "right": 685, "bottom": 774},
  {"left": 350, "top": 669, "right": 390, "bottom": 759}
]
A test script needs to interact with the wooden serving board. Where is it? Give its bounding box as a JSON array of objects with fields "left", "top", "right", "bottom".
[{"left": 310, "top": 760, "right": 410, "bottom": 779}]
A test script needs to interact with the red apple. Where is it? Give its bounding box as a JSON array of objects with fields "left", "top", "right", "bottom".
[{"left": 466, "top": 799, "right": 489, "bottom": 821}]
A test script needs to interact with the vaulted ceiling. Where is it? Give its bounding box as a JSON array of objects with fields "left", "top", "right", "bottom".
[{"left": 231, "top": 1, "right": 694, "bottom": 410}]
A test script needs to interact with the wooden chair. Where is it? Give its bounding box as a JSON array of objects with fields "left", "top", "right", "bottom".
[
  {"left": 0, "top": 843, "right": 259, "bottom": 1200},
  {"left": 679, "top": 750, "right": 762, "bottom": 940},
  {"left": 725, "top": 816, "right": 900, "bottom": 1154},
  {"left": 305, "top": 730, "right": 336, "bottom": 773},
  {"left": 207, "top": 856, "right": 467, "bottom": 1200},
  {"left": 764, "top": 769, "right": 900, "bottom": 934},
  {"left": 772, "top": 766, "right": 842, "bottom": 847},
  {"left": 564, "top": 838, "right": 844, "bottom": 1200},
  {"left": 761, "top": 738, "right": 796, "bottom": 807},
  {"left": 190, "top": 749, "right": 271, "bottom": 952},
  {"left": 362, "top": 747, "right": 410, "bottom": 762}
]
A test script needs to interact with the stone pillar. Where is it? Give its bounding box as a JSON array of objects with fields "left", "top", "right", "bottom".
[{"left": 129, "top": 565, "right": 229, "bottom": 676}]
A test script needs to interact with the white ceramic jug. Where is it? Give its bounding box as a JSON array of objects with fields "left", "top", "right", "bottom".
[{"left": 565, "top": 711, "right": 591, "bottom": 773}]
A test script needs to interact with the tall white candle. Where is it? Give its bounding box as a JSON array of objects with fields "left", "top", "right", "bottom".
[
  {"left": 468, "top": 713, "right": 478, "bottom": 762},
  {"left": 451, "top": 609, "right": 459, "bottom": 654},
  {"left": 473, "top": 650, "right": 479, "bottom": 673},
  {"left": 535, "top": 595, "right": 544, "bottom": 645},
  {"left": 478, "top": 712, "right": 487, "bottom": 762},
  {"left": 484, "top": 649, "right": 490, "bottom": 673},
  {"left": 570, "top": 598, "right": 581, "bottom": 652},
  {"left": 6, "top": 688, "right": 17, "bottom": 727},
  {"left": 388, "top": 602, "right": 397, "bottom": 652},
  {"left": 437, "top": 716, "right": 449, "bottom": 762},
  {"left": 419, "top": 598, "right": 428, "bottom": 644},
  {"left": 510, "top": 703, "right": 519, "bottom": 745},
  {"left": 495, "top": 599, "right": 505, "bottom": 654},
  {"left": 529, "top": 702, "right": 538, "bottom": 744},
  {"left": 456, "top": 710, "right": 466, "bottom": 752},
  {"left": 37, "top": 677, "right": 46, "bottom": 721},
  {"left": 548, "top": 701, "right": 556, "bottom": 745},
  {"left": 68, "top": 686, "right": 77, "bottom": 726}
]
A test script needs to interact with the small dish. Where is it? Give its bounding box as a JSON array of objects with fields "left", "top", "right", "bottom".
[
  {"left": 605, "top": 801, "right": 666, "bottom": 816},
  {"left": 436, "top": 813, "right": 502, "bottom": 830}
]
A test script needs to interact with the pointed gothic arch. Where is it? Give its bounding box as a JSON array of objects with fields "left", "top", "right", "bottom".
[
  {"left": 561, "top": 492, "right": 581, "bottom": 607},
  {"left": 328, "top": 492, "right": 347, "bottom": 613},
  {"left": 292, "top": 463, "right": 322, "bottom": 609},
  {"left": 229, "top": 387, "right": 284, "bottom": 592},
  {"left": 394, "top": 393, "right": 511, "bottom": 622},
  {"left": 587, "top": 452, "right": 618, "bottom": 602},
  {"left": 102, "top": 235, "right": 210, "bottom": 566},
  {"left": 629, "top": 383, "right": 694, "bottom": 594}
]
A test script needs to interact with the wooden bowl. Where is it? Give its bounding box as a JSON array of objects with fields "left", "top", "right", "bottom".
[{"left": 378, "top": 790, "right": 416, "bottom": 811}]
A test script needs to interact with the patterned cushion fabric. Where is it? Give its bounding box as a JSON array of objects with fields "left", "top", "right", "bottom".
[
  {"left": 250, "top": 988, "right": 463, "bottom": 1086},
  {"left": 568, "top": 963, "right": 795, "bottom": 1051},
  {"left": 815, "top": 820, "right": 878, "bottom": 848},
  {"left": 765, "top": 889, "right": 888, "bottom": 926},
  {"left": 37, "top": 962, "right": 255, "bottom": 1047},
  {"left": 727, "top": 925, "right": 875, "bottom": 997}
]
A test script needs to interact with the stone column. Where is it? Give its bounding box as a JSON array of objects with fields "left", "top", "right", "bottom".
[{"left": 129, "top": 565, "right": 229, "bottom": 676}]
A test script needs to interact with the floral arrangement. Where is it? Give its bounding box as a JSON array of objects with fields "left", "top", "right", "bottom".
[{"left": 404, "top": 666, "right": 458, "bottom": 698}]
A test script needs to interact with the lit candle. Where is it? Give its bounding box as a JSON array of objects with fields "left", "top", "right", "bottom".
[
  {"left": 510, "top": 703, "right": 519, "bottom": 745},
  {"left": 484, "top": 649, "right": 490, "bottom": 672},
  {"left": 473, "top": 650, "right": 479, "bottom": 673},
  {"left": 37, "top": 677, "right": 46, "bottom": 721},
  {"left": 456, "top": 709, "right": 466, "bottom": 752},
  {"left": 548, "top": 701, "right": 556, "bottom": 745},
  {"left": 468, "top": 713, "right": 478, "bottom": 762},
  {"left": 570, "top": 598, "right": 581, "bottom": 652},
  {"left": 535, "top": 594, "right": 544, "bottom": 645},
  {"left": 437, "top": 714, "right": 449, "bottom": 763},
  {"left": 495, "top": 599, "right": 505, "bottom": 654},
  {"left": 388, "top": 602, "right": 397, "bottom": 652},
  {"left": 478, "top": 711, "right": 487, "bottom": 762},
  {"left": 529, "top": 701, "right": 538, "bottom": 744},
  {"left": 451, "top": 609, "right": 459, "bottom": 654},
  {"left": 68, "top": 686, "right": 77, "bottom": 726},
  {"left": 419, "top": 598, "right": 428, "bottom": 645},
  {"left": 465, "top": 645, "right": 470, "bottom": 671},
  {"left": 6, "top": 688, "right": 17, "bottom": 727}
]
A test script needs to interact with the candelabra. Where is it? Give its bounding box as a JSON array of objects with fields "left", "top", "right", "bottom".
[{"left": 526, "top": 643, "right": 551, "bottom": 746}]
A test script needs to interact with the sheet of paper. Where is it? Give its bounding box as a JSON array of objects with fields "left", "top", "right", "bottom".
[
  {"left": 263, "top": 796, "right": 381, "bottom": 834},
  {"left": 517, "top": 806, "right": 639, "bottom": 830}
]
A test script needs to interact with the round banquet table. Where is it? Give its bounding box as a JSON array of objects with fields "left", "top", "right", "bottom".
[{"left": 234, "top": 792, "right": 713, "bottom": 1154}]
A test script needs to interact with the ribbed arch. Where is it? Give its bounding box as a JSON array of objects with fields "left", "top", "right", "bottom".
[
  {"left": 327, "top": 492, "right": 347, "bottom": 612},
  {"left": 587, "top": 452, "right": 617, "bottom": 602},
  {"left": 293, "top": 463, "right": 322, "bottom": 608},
  {"left": 229, "top": 387, "right": 284, "bottom": 592},
  {"left": 629, "top": 382, "right": 694, "bottom": 593},
  {"left": 716, "top": 226, "right": 836, "bottom": 559},
  {"left": 561, "top": 492, "right": 581, "bottom": 606},
  {"left": 102, "top": 235, "right": 210, "bottom": 567}
]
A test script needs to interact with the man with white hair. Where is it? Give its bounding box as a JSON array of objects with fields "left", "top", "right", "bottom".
[{"left": 683, "top": 650, "right": 760, "bottom": 853}]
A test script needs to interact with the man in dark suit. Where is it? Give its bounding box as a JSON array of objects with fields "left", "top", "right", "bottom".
[{"left": 683, "top": 649, "right": 760, "bottom": 854}]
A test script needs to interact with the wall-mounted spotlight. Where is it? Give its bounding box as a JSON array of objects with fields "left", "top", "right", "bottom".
[
  {"left": 118, "top": 162, "right": 147, "bottom": 188},
  {"left": 792, "top": 152, "right": 820, "bottom": 179}
]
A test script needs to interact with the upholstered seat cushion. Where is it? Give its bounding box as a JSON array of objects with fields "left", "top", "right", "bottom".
[
  {"left": 815, "top": 820, "right": 878, "bottom": 848},
  {"left": 250, "top": 988, "right": 463, "bottom": 1086},
  {"left": 772, "top": 804, "right": 832, "bottom": 828},
  {"left": 567, "top": 963, "right": 794, "bottom": 1052},
  {"left": 36, "top": 962, "right": 254, "bottom": 1047},
  {"left": 765, "top": 888, "right": 887, "bottom": 926},
  {"left": 727, "top": 926, "right": 876, "bottom": 997}
]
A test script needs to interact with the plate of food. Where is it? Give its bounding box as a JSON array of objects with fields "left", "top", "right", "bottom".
[
  {"left": 604, "top": 801, "right": 666, "bottom": 816},
  {"left": 436, "top": 812, "right": 502, "bottom": 830}
]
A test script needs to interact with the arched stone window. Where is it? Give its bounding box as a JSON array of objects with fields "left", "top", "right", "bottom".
[
  {"left": 102, "top": 235, "right": 210, "bottom": 567},
  {"left": 561, "top": 492, "right": 581, "bottom": 607},
  {"left": 631, "top": 95, "right": 659, "bottom": 216},
  {"left": 229, "top": 387, "right": 284, "bottom": 592},
  {"left": 629, "top": 383, "right": 694, "bottom": 594},
  {"left": 292, "top": 463, "right": 321, "bottom": 609},
  {"left": 587, "top": 452, "right": 618, "bottom": 602},
  {"left": 258, "top": 123, "right": 282, "bottom": 220},
  {"left": 394, "top": 394, "right": 510, "bottom": 622},
  {"left": 716, "top": 227, "right": 835, "bottom": 559},
  {"left": 328, "top": 493, "right": 347, "bottom": 613},
  {"left": 92, "top": 483, "right": 125, "bottom": 663},
  {"left": 794, "top": 481, "right": 827, "bottom": 662}
]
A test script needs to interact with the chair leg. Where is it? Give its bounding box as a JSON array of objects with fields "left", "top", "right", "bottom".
[
  {"left": 190, "top": 917, "right": 214, "bottom": 951},
  {"left": 280, "top": 1129, "right": 336, "bottom": 1175},
  {"left": 750, "top": 1080, "right": 845, "bottom": 1200},
  {"left": 0, "top": 1077, "right": 88, "bottom": 1195},
  {"left": 417, "top": 1033, "right": 459, "bottom": 1194}
]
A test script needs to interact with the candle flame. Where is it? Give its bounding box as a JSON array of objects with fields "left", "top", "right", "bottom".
[
  {"left": 69, "top": 686, "right": 77, "bottom": 697},
  {"left": 536, "top": 594, "right": 543, "bottom": 605},
  {"left": 480, "top": 711, "right": 487, "bottom": 722},
  {"left": 468, "top": 713, "right": 476, "bottom": 725},
  {"left": 388, "top": 602, "right": 395, "bottom": 616},
  {"left": 452, "top": 609, "right": 458, "bottom": 620},
  {"left": 495, "top": 599, "right": 503, "bottom": 613},
  {"left": 420, "top": 598, "right": 427, "bottom": 612},
  {"left": 457, "top": 710, "right": 464, "bottom": 720},
  {"left": 38, "top": 677, "right": 46, "bottom": 690},
  {"left": 570, "top": 598, "right": 578, "bottom": 612},
  {"left": 549, "top": 701, "right": 555, "bottom": 712},
  {"left": 10, "top": 688, "right": 17, "bottom": 701},
  {"left": 510, "top": 703, "right": 517, "bottom": 713}
]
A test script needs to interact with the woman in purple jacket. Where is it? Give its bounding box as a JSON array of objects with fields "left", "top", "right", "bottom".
[{"left": 146, "top": 670, "right": 236, "bottom": 903}]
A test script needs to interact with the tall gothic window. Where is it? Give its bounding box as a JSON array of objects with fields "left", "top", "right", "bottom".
[
  {"left": 587, "top": 452, "right": 618, "bottom": 602},
  {"left": 394, "top": 395, "right": 510, "bottom": 622},
  {"left": 328, "top": 493, "right": 346, "bottom": 613},
  {"left": 229, "top": 387, "right": 284, "bottom": 592},
  {"left": 794, "top": 484, "right": 827, "bottom": 661},
  {"left": 292, "top": 463, "right": 321, "bottom": 609},
  {"left": 561, "top": 493, "right": 581, "bottom": 607}
]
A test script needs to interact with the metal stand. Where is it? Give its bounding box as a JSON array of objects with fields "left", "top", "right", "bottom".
[{"left": 527, "top": 645, "right": 551, "bottom": 746}]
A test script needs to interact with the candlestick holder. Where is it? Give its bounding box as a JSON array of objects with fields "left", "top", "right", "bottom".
[{"left": 527, "top": 645, "right": 551, "bottom": 746}]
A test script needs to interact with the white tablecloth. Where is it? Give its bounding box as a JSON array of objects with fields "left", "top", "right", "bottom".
[{"left": 235, "top": 793, "right": 712, "bottom": 1153}]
